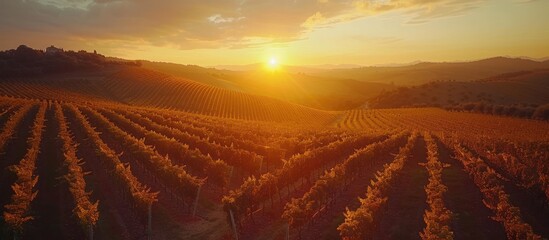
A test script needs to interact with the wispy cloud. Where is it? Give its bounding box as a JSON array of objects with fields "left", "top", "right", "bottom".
[{"left": 0, "top": 0, "right": 487, "bottom": 50}]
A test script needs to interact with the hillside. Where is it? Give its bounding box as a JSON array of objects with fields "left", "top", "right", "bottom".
[
  {"left": 0, "top": 66, "right": 336, "bottom": 124},
  {"left": 367, "top": 69, "right": 549, "bottom": 119},
  {"left": 0, "top": 45, "right": 139, "bottom": 77},
  {"left": 313, "top": 57, "right": 549, "bottom": 85},
  {"left": 101, "top": 68, "right": 337, "bottom": 123},
  {"left": 142, "top": 57, "right": 549, "bottom": 111},
  {"left": 142, "top": 61, "right": 395, "bottom": 110}
]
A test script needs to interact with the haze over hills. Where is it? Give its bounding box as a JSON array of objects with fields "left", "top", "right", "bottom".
[
  {"left": 1, "top": 46, "right": 548, "bottom": 117},
  {"left": 310, "top": 57, "right": 549, "bottom": 85},
  {"left": 212, "top": 63, "right": 363, "bottom": 72},
  {"left": 141, "top": 61, "right": 396, "bottom": 110},
  {"left": 142, "top": 56, "right": 549, "bottom": 111},
  {"left": 369, "top": 69, "right": 549, "bottom": 108}
]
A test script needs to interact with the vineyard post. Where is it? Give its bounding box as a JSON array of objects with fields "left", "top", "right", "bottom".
[
  {"left": 229, "top": 209, "right": 238, "bottom": 240},
  {"left": 88, "top": 224, "right": 94, "bottom": 240},
  {"left": 286, "top": 222, "right": 290, "bottom": 240},
  {"left": 147, "top": 203, "right": 152, "bottom": 240},
  {"left": 228, "top": 166, "right": 235, "bottom": 187},
  {"left": 192, "top": 184, "right": 203, "bottom": 217}
]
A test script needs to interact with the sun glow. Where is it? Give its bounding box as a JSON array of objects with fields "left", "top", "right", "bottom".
[{"left": 266, "top": 57, "right": 279, "bottom": 70}]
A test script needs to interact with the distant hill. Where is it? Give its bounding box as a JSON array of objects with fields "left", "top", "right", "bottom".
[
  {"left": 0, "top": 45, "right": 139, "bottom": 78},
  {"left": 142, "top": 61, "right": 395, "bottom": 110},
  {"left": 312, "top": 57, "right": 549, "bottom": 85},
  {"left": 212, "top": 63, "right": 362, "bottom": 72},
  {"left": 2, "top": 46, "right": 548, "bottom": 120},
  {"left": 368, "top": 69, "right": 549, "bottom": 119},
  {"left": 0, "top": 66, "right": 336, "bottom": 124},
  {"left": 369, "top": 69, "right": 549, "bottom": 108},
  {"left": 141, "top": 61, "right": 242, "bottom": 91}
]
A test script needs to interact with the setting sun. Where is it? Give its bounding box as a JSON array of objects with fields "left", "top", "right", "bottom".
[{"left": 266, "top": 57, "right": 279, "bottom": 70}]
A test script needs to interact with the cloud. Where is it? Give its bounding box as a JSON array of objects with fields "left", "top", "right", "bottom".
[
  {"left": 0, "top": 0, "right": 486, "bottom": 50},
  {"left": 352, "top": 35, "right": 403, "bottom": 45},
  {"left": 512, "top": 0, "right": 540, "bottom": 3}
]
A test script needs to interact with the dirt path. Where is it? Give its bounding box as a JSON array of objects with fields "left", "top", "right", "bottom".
[
  {"left": 501, "top": 178, "right": 549, "bottom": 238},
  {"left": 375, "top": 136, "right": 429, "bottom": 240},
  {"left": 436, "top": 138, "right": 506, "bottom": 240},
  {"left": 27, "top": 106, "right": 84, "bottom": 239}
]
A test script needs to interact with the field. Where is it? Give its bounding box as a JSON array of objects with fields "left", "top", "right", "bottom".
[{"left": 0, "top": 78, "right": 548, "bottom": 240}]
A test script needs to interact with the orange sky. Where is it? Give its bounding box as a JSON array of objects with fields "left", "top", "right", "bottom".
[{"left": 1, "top": 0, "right": 548, "bottom": 66}]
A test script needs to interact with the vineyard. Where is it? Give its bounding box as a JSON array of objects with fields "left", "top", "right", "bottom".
[
  {"left": 0, "top": 68, "right": 337, "bottom": 124},
  {"left": 0, "top": 94, "right": 547, "bottom": 240},
  {"left": 0, "top": 70, "right": 548, "bottom": 240}
]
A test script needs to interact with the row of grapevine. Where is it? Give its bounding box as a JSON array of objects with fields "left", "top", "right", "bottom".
[
  {"left": 339, "top": 109, "right": 395, "bottom": 131},
  {"left": 76, "top": 105, "right": 204, "bottom": 204},
  {"left": 442, "top": 136, "right": 541, "bottom": 239},
  {"left": 2, "top": 103, "right": 45, "bottom": 238},
  {"left": 419, "top": 133, "right": 453, "bottom": 240},
  {"left": 282, "top": 132, "right": 408, "bottom": 237},
  {"left": 101, "top": 107, "right": 260, "bottom": 176},
  {"left": 131, "top": 106, "right": 346, "bottom": 162},
  {"left": 135, "top": 98, "right": 340, "bottom": 141},
  {"left": 130, "top": 106, "right": 313, "bottom": 163},
  {"left": 0, "top": 104, "right": 32, "bottom": 152},
  {"left": 338, "top": 133, "right": 417, "bottom": 239},
  {"left": 0, "top": 79, "right": 110, "bottom": 103},
  {"left": 0, "top": 104, "right": 18, "bottom": 117},
  {"left": 336, "top": 108, "right": 549, "bottom": 142},
  {"left": 104, "top": 68, "right": 336, "bottom": 123},
  {"left": 65, "top": 103, "right": 158, "bottom": 237},
  {"left": 54, "top": 104, "right": 99, "bottom": 239},
  {"left": 126, "top": 107, "right": 272, "bottom": 154},
  {"left": 461, "top": 137, "right": 549, "bottom": 204},
  {"left": 133, "top": 106, "right": 314, "bottom": 150},
  {"left": 379, "top": 108, "right": 548, "bottom": 141},
  {"left": 95, "top": 107, "right": 230, "bottom": 187},
  {"left": 222, "top": 134, "right": 384, "bottom": 229}
]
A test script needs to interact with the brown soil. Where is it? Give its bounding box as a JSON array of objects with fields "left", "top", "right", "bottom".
[
  {"left": 436, "top": 138, "right": 506, "bottom": 240},
  {"left": 374, "top": 136, "right": 429, "bottom": 240},
  {"left": 27, "top": 106, "right": 84, "bottom": 239}
]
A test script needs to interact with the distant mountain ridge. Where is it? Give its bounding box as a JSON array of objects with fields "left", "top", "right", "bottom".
[
  {"left": 312, "top": 56, "right": 549, "bottom": 85},
  {"left": 369, "top": 69, "right": 549, "bottom": 108},
  {"left": 211, "top": 56, "right": 549, "bottom": 73},
  {"left": 141, "top": 61, "right": 396, "bottom": 110},
  {"left": 1, "top": 45, "right": 547, "bottom": 116}
]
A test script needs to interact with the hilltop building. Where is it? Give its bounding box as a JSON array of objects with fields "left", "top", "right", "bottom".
[{"left": 45, "top": 45, "right": 63, "bottom": 55}]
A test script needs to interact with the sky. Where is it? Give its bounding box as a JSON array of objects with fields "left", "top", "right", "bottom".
[{"left": 1, "top": 0, "right": 548, "bottom": 66}]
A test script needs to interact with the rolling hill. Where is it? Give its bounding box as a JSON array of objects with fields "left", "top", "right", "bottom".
[
  {"left": 141, "top": 61, "right": 395, "bottom": 110},
  {"left": 312, "top": 57, "right": 549, "bottom": 85},
  {"left": 0, "top": 66, "right": 336, "bottom": 124},
  {"left": 369, "top": 69, "right": 549, "bottom": 108}
]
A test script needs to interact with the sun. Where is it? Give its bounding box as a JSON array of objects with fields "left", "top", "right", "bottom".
[{"left": 266, "top": 57, "right": 279, "bottom": 70}]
